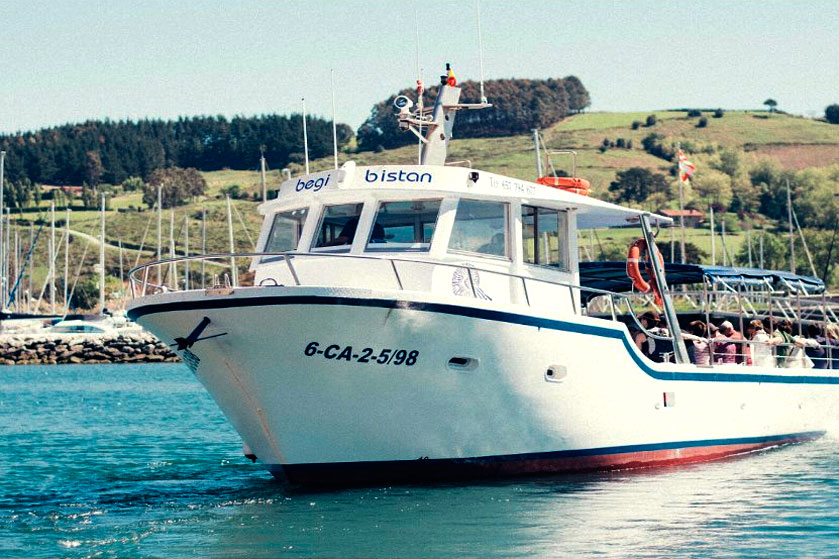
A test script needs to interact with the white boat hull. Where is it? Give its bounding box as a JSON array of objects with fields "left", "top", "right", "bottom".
[{"left": 128, "top": 286, "right": 838, "bottom": 485}]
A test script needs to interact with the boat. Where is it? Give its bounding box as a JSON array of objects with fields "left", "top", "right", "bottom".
[{"left": 126, "top": 65, "right": 839, "bottom": 486}]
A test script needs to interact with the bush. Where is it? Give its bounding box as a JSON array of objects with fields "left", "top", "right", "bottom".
[
  {"left": 826, "top": 104, "right": 839, "bottom": 125},
  {"left": 627, "top": 139, "right": 634, "bottom": 149},
  {"left": 645, "top": 114, "right": 657, "bottom": 127},
  {"left": 697, "top": 117, "right": 708, "bottom": 128},
  {"left": 687, "top": 109, "right": 702, "bottom": 118},
  {"left": 631, "top": 120, "right": 642, "bottom": 130},
  {"left": 713, "top": 108, "right": 724, "bottom": 118},
  {"left": 616, "top": 138, "right": 626, "bottom": 148}
]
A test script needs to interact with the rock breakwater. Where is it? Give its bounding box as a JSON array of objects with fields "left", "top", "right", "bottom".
[{"left": 0, "top": 332, "right": 180, "bottom": 365}]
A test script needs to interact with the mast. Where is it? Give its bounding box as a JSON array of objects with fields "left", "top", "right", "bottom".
[
  {"left": 676, "top": 143, "right": 686, "bottom": 264},
  {"left": 709, "top": 205, "right": 716, "bottom": 266},
  {"left": 0, "top": 150, "right": 5, "bottom": 310},
  {"left": 169, "top": 208, "right": 176, "bottom": 289},
  {"left": 64, "top": 209, "right": 70, "bottom": 312},
  {"left": 157, "top": 185, "right": 162, "bottom": 285},
  {"left": 99, "top": 193, "right": 106, "bottom": 314},
  {"left": 226, "top": 196, "right": 237, "bottom": 287},
  {"left": 49, "top": 202, "right": 56, "bottom": 313},
  {"left": 786, "top": 178, "right": 795, "bottom": 274},
  {"left": 118, "top": 239, "right": 124, "bottom": 310},
  {"left": 201, "top": 206, "right": 206, "bottom": 289},
  {"left": 184, "top": 216, "right": 190, "bottom": 289}
]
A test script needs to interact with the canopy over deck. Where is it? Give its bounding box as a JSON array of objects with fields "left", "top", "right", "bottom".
[{"left": 578, "top": 262, "right": 825, "bottom": 295}]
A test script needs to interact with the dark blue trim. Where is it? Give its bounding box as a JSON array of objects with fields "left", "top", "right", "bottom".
[{"left": 128, "top": 294, "right": 839, "bottom": 385}]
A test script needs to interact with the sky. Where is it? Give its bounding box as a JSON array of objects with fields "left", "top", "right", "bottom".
[{"left": 2, "top": 0, "right": 839, "bottom": 134}]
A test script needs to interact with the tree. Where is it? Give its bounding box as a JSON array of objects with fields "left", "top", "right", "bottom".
[
  {"left": 85, "top": 150, "right": 103, "bottom": 188},
  {"left": 687, "top": 109, "right": 702, "bottom": 118},
  {"left": 763, "top": 98, "right": 778, "bottom": 113},
  {"left": 122, "top": 176, "right": 145, "bottom": 192},
  {"left": 697, "top": 117, "right": 708, "bottom": 128},
  {"left": 608, "top": 167, "right": 670, "bottom": 204},
  {"left": 142, "top": 167, "right": 206, "bottom": 209},
  {"left": 826, "top": 104, "right": 839, "bottom": 125},
  {"left": 713, "top": 108, "right": 724, "bottom": 118},
  {"left": 692, "top": 168, "right": 733, "bottom": 211},
  {"left": 645, "top": 114, "right": 657, "bottom": 127}
]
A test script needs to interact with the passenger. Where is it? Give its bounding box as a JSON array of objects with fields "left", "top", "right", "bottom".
[
  {"left": 631, "top": 311, "right": 660, "bottom": 361},
  {"left": 826, "top": 324, "right": 839, "bottom": 370},
  {"left": 801, "top": 324, "right": 826, "bottom": 369},
  {"left": 770, "top": 319, "right": 796, "bottom": 367},
  {"left": 748, "top": 319, "right": 776, "bottom": 369},
  {"left": 713, "top": 321, "right": 739, "bottom": 365},
  {"left": 681, "top": 320, "right": 711, "bottom": 366}
]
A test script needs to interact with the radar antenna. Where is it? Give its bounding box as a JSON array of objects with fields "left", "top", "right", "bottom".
[{"left": 394, "top": 62, "right": 491, "bottom": 166}]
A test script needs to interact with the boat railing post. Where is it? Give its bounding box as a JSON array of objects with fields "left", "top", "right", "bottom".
[
  {"left": 466, "top": 268, "right": 478, "bottom": 298},
  {"left": 568, "top": 285, "right": 577, "bottom": 315},
  {"left": 142, "top": 266, "right": 149, "bottom": 297},
  {"left": 390, "top": 259, "right": 404, "bottom": 291},
  {"left": 640, "top": 213, "right": 689, "bottom": 364},
  {"left": 521, "top": 277, "right": 530, "bottom": 307},
  {"left": 609, "top": 293, "right": 617, "bottom": 321},
  {"left": 285, "top": 254, "right": 301, "bottom": 286}
]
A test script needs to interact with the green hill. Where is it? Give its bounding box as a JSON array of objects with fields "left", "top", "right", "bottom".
[{"left": 8, "top": 110, "right": 839, "bottom": 311}]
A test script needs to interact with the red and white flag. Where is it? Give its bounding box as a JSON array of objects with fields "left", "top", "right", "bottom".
[{"left": 678, "top": 149, "right": 696, "bottom": 184}]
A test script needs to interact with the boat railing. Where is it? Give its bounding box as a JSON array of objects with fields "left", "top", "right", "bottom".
[{"left": 128, "top": 250, "right": 668, "bottom": 340}]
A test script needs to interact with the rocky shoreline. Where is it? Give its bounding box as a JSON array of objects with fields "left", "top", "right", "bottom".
[{"left": 0, "top": 332, "right": 180, "bottom": 365}]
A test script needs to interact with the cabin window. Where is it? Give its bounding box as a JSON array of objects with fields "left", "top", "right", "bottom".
[
  {"left": 366, "top": 200, "right": 442, "bottom": 252},
  {"left": 312, "top": 203, "right": 364, "bottom": 251},
  {"left": 448, "top": 199, "right": 509, "bottom": 258},
  {"left": 262, "top": 208, "right": 308, "bottom": 260},
  {"left": 521, "top": 205, "right": 568, "bottom": 269}
]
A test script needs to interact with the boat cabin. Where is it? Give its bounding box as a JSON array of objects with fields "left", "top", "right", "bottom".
[{"left": 252, "top": 162, "right": 669, "bottom": 318}]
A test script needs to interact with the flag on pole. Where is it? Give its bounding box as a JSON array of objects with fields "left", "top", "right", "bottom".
[{"left": 678, "top": 149, "right": 696, "bottom": 184}]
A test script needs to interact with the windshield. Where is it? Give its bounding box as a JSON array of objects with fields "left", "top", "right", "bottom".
[{"left": 366, "top": 200, "right": 441, "bottom": 252}]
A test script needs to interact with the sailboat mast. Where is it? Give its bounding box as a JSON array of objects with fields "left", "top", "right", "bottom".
[
  {"left": 226, "top": 196, "right": 237, "bottom": 287},
  {"left": 157, "top": 185, "right": 162, "bottom": 285},
  {"left": 64, "top": 209, "right": 69, "bottom": 312},
  {"left": 100, "top": 193, "right": 105, "bottom": 314},
  {"left": 50, "top": 202, "right": 55, "bottom": 314},
  {"left": 0, "top": 150, "right": 5, "bottom": 310}
]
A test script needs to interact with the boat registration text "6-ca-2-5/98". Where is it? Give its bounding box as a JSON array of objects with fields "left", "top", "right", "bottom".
[{"left": 303, "top": 342, "right": 419, "bottom": 366}]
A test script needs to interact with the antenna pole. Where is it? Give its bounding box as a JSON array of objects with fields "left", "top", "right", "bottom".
[
  {"left": 532, "top": 129, "right": 543, "bottom": 177},
  {"left": 330, "top": 70, "right": 339, "bottom": 170},
  {"left": 475, "top": 0, "right": 486, "bottom": 102},
  {"left": 260, "top": 149, "right": 267, "bottom": 203},
  {"left": 301, "top": 98, "right": 310, "bottom": 175}
]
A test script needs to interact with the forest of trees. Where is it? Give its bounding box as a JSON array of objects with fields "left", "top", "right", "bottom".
[
  {"left": 357, "top": 75, "right": 590, "bottom": 151},
  {"left": 0, "top": 114, "right": 354, "bottom": 186}
]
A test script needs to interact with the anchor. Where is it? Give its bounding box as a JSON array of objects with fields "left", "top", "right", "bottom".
[{"left": 171, "top": 316, "right": 228, "bottom": 351}]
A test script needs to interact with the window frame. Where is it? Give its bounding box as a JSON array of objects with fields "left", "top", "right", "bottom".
[
  {"left": 521, "top": 204, "right": 570, "bottom": 271},
  {"left": 260, "top": 207, "right": 310, "bottom": 263},
  {"left": 309, "top": 202, "right": 365, "bottom": 253},
  {"left": 446, "top": 198, "right": 511, "bottom": 261},
  {"left": 365, "top": 198, "right": 443, "bottom": 253}
]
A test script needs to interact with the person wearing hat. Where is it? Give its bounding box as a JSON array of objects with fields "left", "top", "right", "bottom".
[{"left": 631, "top": 311, "right": 660, "bottom": 361}]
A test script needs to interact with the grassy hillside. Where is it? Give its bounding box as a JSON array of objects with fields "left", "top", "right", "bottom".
[{"left": 7, "top": 110, "right": 839, "bottom": 312}]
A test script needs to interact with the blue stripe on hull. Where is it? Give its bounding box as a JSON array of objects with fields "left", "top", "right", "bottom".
[
  {"left": 274, "top": 431, "right": 824, "bottom": 486},
  {"left": 129, "top": 294, "right": 839, "bottom": 385}
]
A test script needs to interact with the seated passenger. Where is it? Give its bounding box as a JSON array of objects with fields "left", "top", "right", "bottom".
[
  {"left": 802, "top": 324, "right": 827, "bottom": 369},
  {"left": 748, "top": 319, "right": 775, "bottom": 368},
  {"left": 631, "top": 311, "right": 660, "bottom": 361},
  {"left": 713, "top": 321, "right": 739, "bottom": 364},
  {"left": 681, "top": 320, "right": 711, "bottom": 366},
  {"left": 827, "top": 324, "right": 839, "bottom": 370}
]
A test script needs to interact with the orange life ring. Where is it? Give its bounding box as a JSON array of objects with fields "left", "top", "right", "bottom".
[
  {"left": 626, "top": 238, "right": 664, "bottom": 307},
  {"left": 536, "top": 176, "right": 591, "bottom": 196}
]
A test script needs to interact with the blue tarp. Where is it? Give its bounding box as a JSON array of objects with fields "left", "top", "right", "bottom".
[{"left": 578, "top": 261, "right": 825, "bottom": 295}]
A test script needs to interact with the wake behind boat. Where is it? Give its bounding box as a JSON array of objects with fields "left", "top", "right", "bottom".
[{"left": 126, "top": 64, "right": 839, "bottom": 485}]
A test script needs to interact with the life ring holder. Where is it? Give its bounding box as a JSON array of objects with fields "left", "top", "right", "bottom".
[{"left": 626, "top": 238, "right": 664, "bottom": 307}]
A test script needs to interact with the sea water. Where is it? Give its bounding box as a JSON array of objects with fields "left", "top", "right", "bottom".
[{"left": 2, "top": 364, "right": 839, "bottom": 559}]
